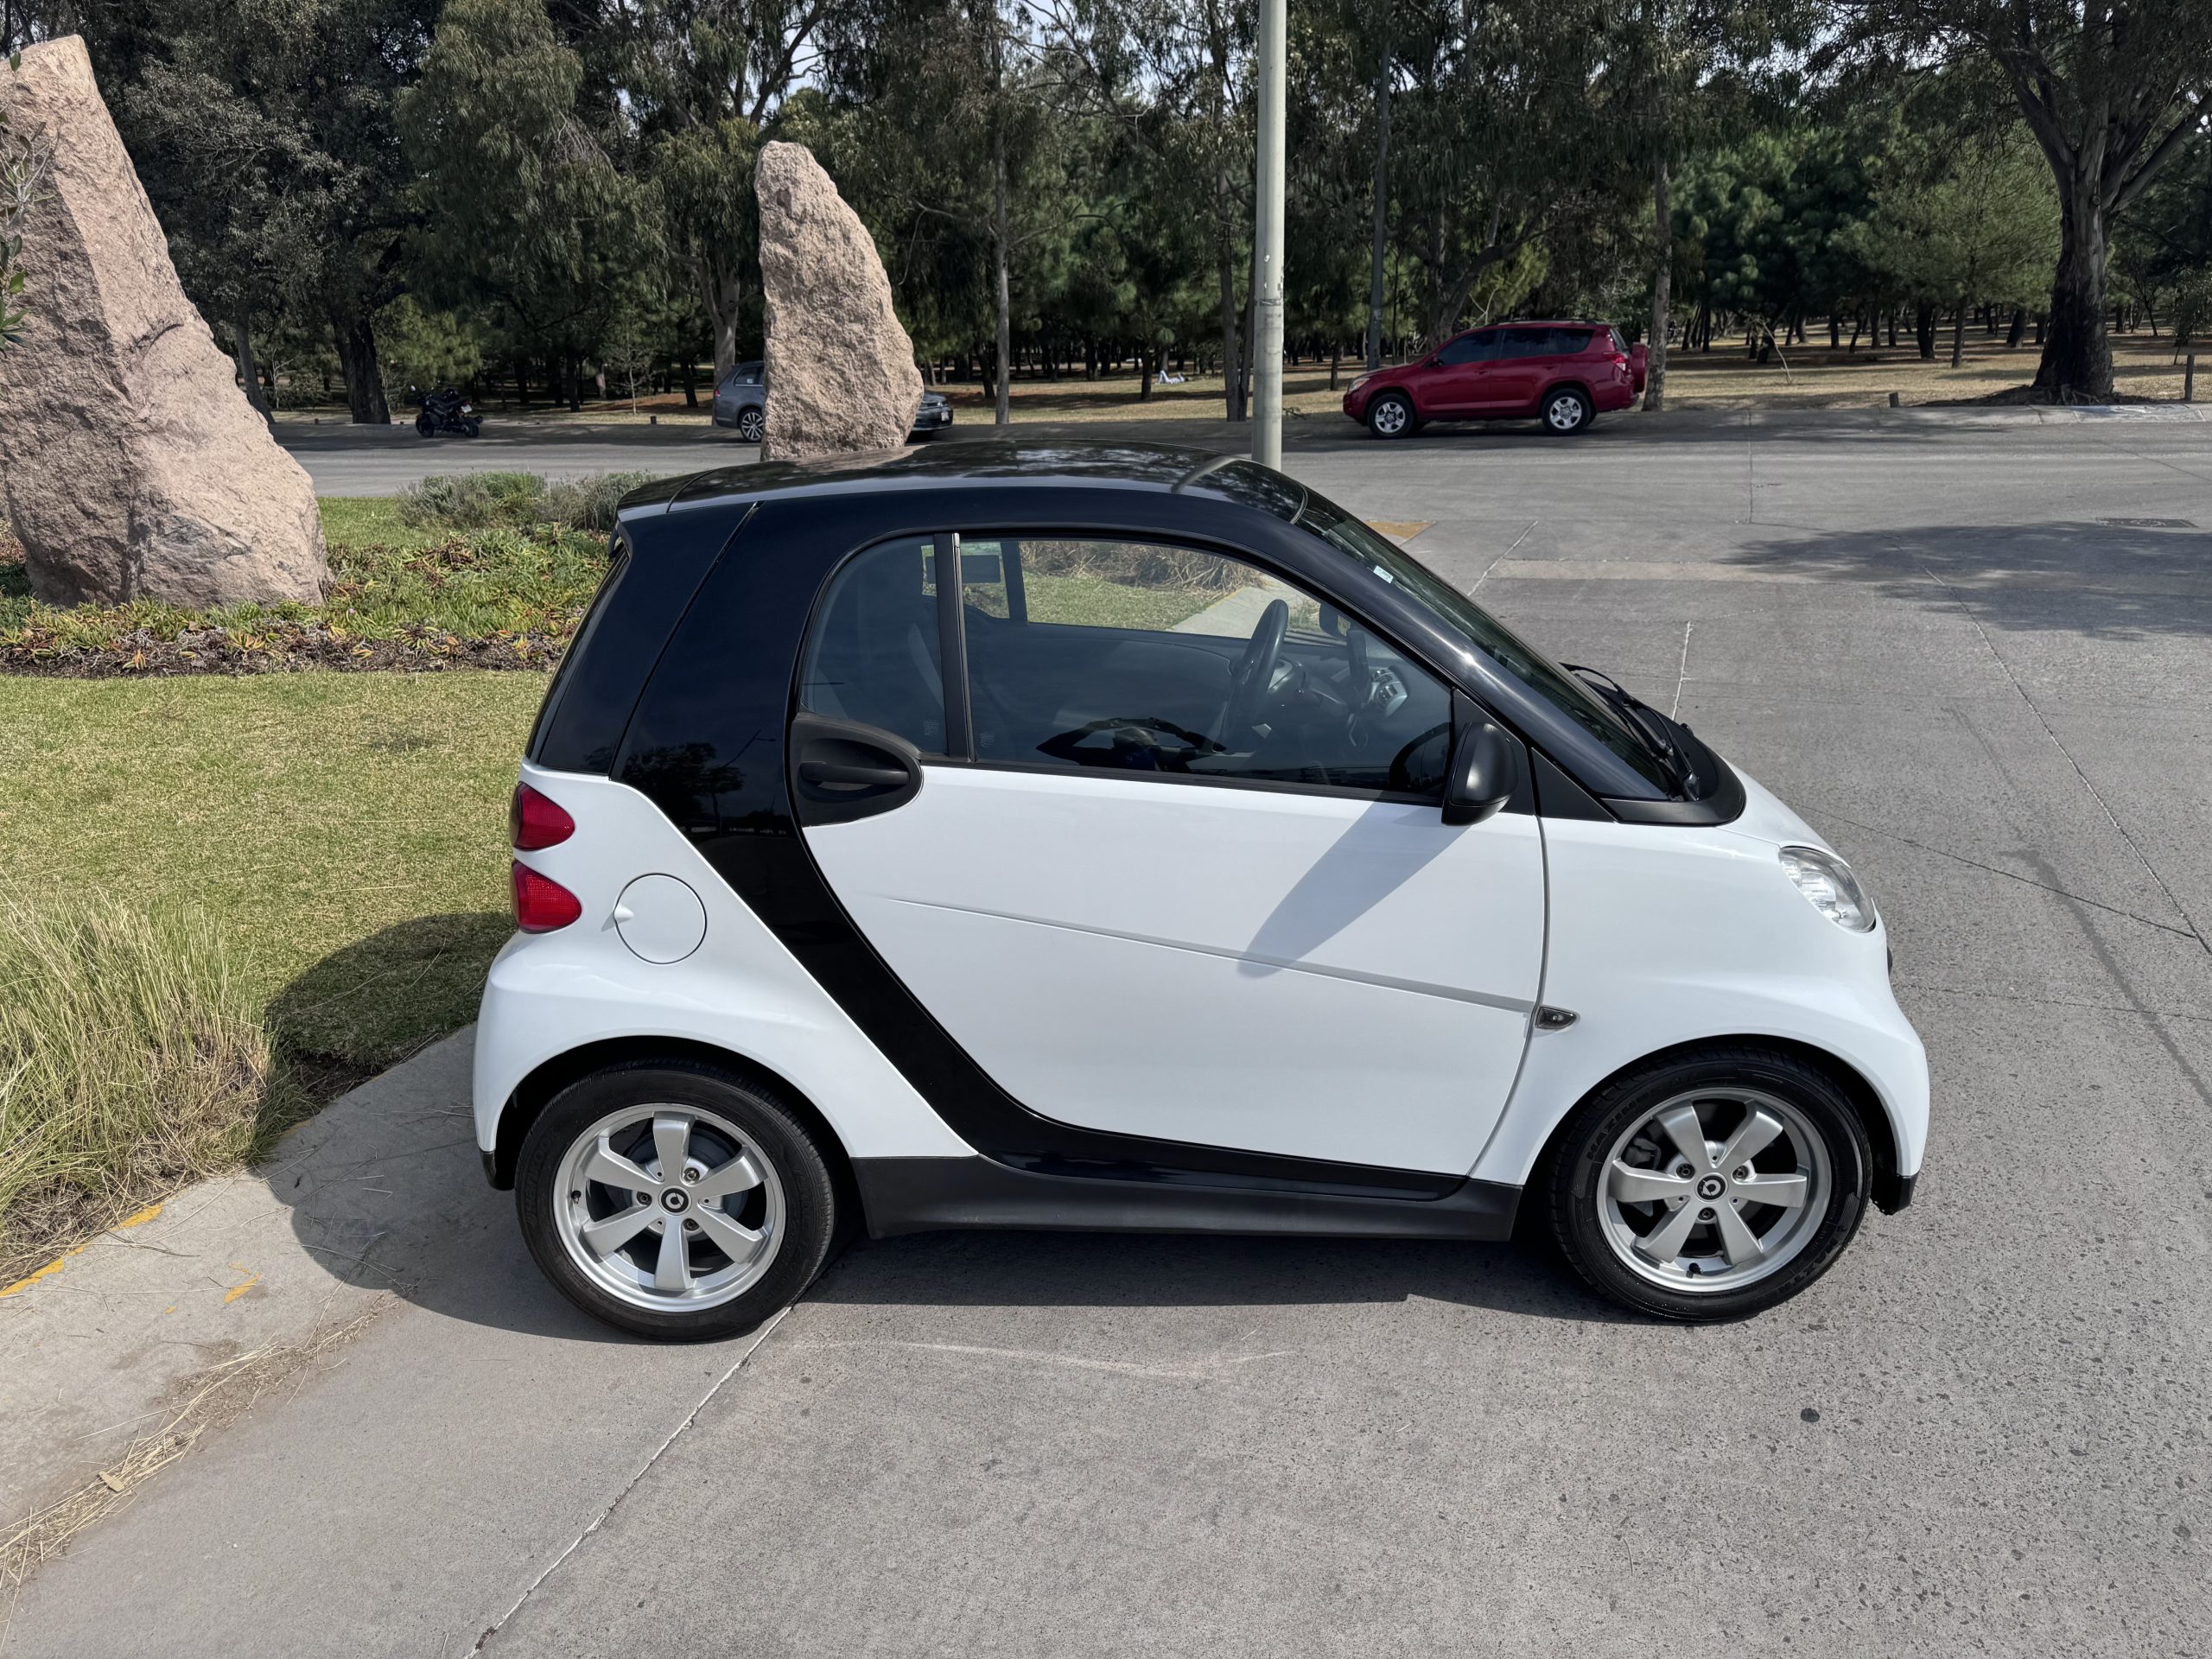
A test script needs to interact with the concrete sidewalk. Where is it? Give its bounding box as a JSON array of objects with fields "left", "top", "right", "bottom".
[{"left": 0, "top": 1033, "right": 779, "bottom": 1653}]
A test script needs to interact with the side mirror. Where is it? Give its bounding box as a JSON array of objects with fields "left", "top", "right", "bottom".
[{"left": 1442, "top": 719, "right": 1522, "bottom": 826}]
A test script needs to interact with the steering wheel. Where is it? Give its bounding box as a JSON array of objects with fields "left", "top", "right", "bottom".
[{"left": 1224, "top": 598, "right": 1290, "bottom": 740}]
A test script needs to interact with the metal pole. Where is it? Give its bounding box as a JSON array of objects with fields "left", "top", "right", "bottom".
[{"left": 1251, "top": 0, "right": 1286, "bottom": 468}]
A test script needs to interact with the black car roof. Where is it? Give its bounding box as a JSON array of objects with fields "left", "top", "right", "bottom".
[{"left": 615, "top": 439, "right": 1296, "bottom": 524}]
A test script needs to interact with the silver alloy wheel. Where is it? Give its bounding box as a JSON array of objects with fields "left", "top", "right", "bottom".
[
  {"left": 1545, "top": 393, "right": 1586, "bottom": 432},
  {"left": 1594, "top": 1087, "right": 1831, "bottom": 1293},
  {"left": 552, "top": 1104, "right": 786, "bottom": 1313},
  {"left": 1371, "top": 397, "right": 1408, "bottom": 435},
  {"left": 737, "top": 407, "right": 766, "bottom": 442}
]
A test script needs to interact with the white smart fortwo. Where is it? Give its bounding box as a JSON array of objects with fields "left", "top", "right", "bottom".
[{"left": 475, "top": 442, "right": 1927, "bottom": 1338}]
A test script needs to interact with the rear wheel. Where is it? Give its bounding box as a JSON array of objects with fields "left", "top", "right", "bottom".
[
  {"left": 1541, "top": 386, "right": 1593, "bottom": 435},
  {"left": 1548, "top": 1046, "right": 1870, "bottom": 1321},
  {"left": 1366, "top": 391, "right": 1415, "bottom": 439},
  {"left": 517, "top": 1063, "right": 840, "bottom": 1340},
  {"left": 735, "top": 406, "right": 766, "bottom": 443}
]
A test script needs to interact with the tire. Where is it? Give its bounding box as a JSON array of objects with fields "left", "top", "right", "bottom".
[
  {"left": 1366, "top": 391, "right": 1415, "bottom": 439},
  {"left": 415, "top": 414, "right": 434, "bottom": 437},
  {"left": 517, "top": 1061, "right": 842, "bottom": 1340},
  {"left": 461, "top": 420, "right": 481, "bottom": 438},
  {"left": 1547, "top": 1045, "right": 1871, "bottom": 1321},
  {"left": 735, "top": 406, "right": 766, "bottom": 444},
  {"left": 1540, "top": 386, "right": 1593, "bottom": 435}
]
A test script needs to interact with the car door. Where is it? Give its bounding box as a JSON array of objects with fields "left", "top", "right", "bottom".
[
  {"left": 793, "top": 531, "right": 1547, "bottom": 1176},
  {"left": 1483, "top": 327, "right": 1559, "bottom": 413},
  {"left": 1420, "top": 329, "right": 1500, "bottom": 416}
]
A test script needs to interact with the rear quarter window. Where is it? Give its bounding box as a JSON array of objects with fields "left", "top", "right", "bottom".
[{"left": 527, "top": 542, "right": 630, "bottom": 765}]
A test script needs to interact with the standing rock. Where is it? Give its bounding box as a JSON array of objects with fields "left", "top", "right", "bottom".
[
  {"left": 0, "top": 37, "right": 326, "bottom": 607},
  {"left": 755, "top": 141, "right": 922, "bottom": 461}
]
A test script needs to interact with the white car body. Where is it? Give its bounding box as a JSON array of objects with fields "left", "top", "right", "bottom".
[{"left": 477, "top": 760, "right": 1925, "bottom": 1198}]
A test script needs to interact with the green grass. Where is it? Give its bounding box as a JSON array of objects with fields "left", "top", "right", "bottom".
[{"left": 0, "top": 671, "right": 543, "bottom": 1276}]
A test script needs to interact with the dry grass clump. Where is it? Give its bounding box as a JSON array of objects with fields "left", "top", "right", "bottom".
[
  {"left": 0, "top": 1301, "right": 385, "bottom": 1594},
  {"left": 0, "top": 892, "right": 283, "bottom": 1282}
]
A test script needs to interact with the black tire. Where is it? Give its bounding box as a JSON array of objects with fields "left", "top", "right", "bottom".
[
  {"left": 461, "top": 420, "right": 481, "bottom": 438},
  {"left": 415, "top": 414, "right": 434, "bottom": 437},
  {"left": 516, "top": 1061, "right": 842, "bottom": 1341},
  {"left": 735, "top": 407, "right": 766, "bottom": 443},
  {"left": 1547, "top": 1045, "right": 1871, "bottom": 1322},
  {"left": 1540, "top": 385, "right": 1593, "bottom": 435},
  {"left": 1366, "top": 391, "right": 1416, "bottom": 439}
]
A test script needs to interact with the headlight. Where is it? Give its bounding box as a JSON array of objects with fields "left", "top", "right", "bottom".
[
  {"left": 1348, "top": 375, "right": 1370, "bottom": 393},
  {"left": 1779, "top": 846, "right": 1875, "bottom": 931}
]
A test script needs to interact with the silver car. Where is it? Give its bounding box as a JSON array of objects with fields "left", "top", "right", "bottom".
[{"left": 711, "top": 360, "right": 953, "bottom": 443}]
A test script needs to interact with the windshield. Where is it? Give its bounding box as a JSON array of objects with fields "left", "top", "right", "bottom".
[{"left": 1281, "top": 483, "right": 1675, "bottom": 791}]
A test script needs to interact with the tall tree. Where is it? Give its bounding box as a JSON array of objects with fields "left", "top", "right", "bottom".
[
  {"left": 1843, "top": 0, "right": 2212, "bottom": 401},
  {"left": 612, "top": 0, "right": 832, "bottom": 385},
  {"left": 404, "top": 0, "right": 647, "bottom": 410}
]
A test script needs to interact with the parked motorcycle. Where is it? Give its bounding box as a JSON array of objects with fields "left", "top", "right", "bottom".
[{"left": 415, "top": 387, "right": 481, "bottom": 439}]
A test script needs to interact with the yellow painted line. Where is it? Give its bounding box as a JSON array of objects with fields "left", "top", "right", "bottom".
[
  {"left": 0, "top": 1203, "right": 163, "bottom": 1300},
  {"left": 223, "top": 1266, "right": 261, "bottom": 1304}
]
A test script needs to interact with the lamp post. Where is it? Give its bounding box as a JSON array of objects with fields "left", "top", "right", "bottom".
[{"left": 1251, "top": 0, "right": 1286, "bottom": 468}]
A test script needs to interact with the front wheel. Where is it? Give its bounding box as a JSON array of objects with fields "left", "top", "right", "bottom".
[
  {"left": 1548, "top": 1046, "right": 1871, "bottom": 1321},
  {"left": 1365, "top": 391, "right": 1415, "bottom": 439},
  {"left": 415, "top": 414, "right": 434, "bottom": 437},
  {"left": 516, "top": 1062, "right": 841, "bottom": 1340},
  {"left": 1541, "top": 386, "right": 1593, "bottom": 435}
]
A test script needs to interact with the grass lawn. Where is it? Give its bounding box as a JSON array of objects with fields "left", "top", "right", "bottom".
[{"left": 0, "top": 668, "right": 541, "bottom": 1279}]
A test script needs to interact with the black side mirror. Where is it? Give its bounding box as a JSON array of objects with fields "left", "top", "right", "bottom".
[{"left": 1443, "top": 719, "right": 1522, "bottom": 826}]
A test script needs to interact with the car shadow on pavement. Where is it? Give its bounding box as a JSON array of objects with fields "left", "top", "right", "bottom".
[{"left": 806, "top": 1229, "right": 1634, "bottom": 1324}]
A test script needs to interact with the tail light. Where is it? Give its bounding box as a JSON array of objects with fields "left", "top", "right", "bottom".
[
  {"left": 510, "top": 782, "right": 575, "bottom": 849},
  {"left": 512, "top": 861, "right": 582, "bottom": 932}
]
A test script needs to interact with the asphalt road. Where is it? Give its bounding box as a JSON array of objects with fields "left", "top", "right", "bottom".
[{"left": 14, "top": 415, "right": 2212, "bottom": 1656}]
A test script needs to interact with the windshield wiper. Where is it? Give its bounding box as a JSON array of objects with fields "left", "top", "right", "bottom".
[{"left": 1561, "top": 664, "right": 1702, "bottom": 800}]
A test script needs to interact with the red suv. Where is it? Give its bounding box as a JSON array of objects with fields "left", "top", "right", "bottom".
[{"left": 1343, "top": 321, "right": 1647, "bottom": 438}]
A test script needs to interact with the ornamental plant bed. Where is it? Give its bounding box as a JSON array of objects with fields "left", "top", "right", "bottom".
[{"left": 1, "top": 485, "right": 631, "bottom": 678}]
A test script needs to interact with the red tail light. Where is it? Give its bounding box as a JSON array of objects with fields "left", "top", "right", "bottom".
[
  {"left": 512, "top": 860, "right": 582, "bottom": 932},
  {"left": 510, "top": 782, "right": 575, "bottom": 850}
]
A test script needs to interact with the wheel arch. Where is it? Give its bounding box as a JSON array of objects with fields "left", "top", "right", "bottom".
[
  {"left": 1516, "top": 1033, "right": 1906, "bottom": 1222},
  {"left": 489, "top": 1035, "right": 866, "bottom": 1230},
  {"left": 1543, "top": 378, "right": 1597, "bottom": 411}
]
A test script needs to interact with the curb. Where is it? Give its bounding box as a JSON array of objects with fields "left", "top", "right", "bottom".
[{"left": 0, "top": 1031, "right": 479, "bottom": 1531}]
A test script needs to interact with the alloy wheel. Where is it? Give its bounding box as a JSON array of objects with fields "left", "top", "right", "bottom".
[
  {"left": 1546, "top": 393, "right": 1586, "bottom": 432},
  {"left": 737, "top": 408, "right": 766, "bottom": 442},
  {"left": 1593, "top": 1087, "right": 1831, "bottom": 1293},
  {"left": 1370, "top": 397, "right": 1408, "bottom": 436},
  {"left": 551, "top": 1104, "right": 786, "bottom": 1313}
]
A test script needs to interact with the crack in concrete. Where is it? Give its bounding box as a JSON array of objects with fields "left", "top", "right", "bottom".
[
  {"left": 1803, "top": 804, "right": 2203, "bottom": 943},
  {"left": 468, "top": 1305, "right": 791, "bottom": 1655},
  {"left": 1899, "top": 541, "right": 2212, "bottom": 957}
]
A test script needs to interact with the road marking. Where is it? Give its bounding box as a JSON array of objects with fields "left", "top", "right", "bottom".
[{"left": 0, "top": 1205, "right": 162, "bottom": 1300}]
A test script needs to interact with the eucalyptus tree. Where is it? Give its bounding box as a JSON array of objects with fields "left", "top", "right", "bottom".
[
  {"left": 403, "top": 0, "right": 649, "bottom": 409},
  {"left": 1044, "top": 0, "right": 1258, "bottom": 418},
  {"left": 1385, "top": 0, "right": 1619, "bottom": 351},
  {"left": 607, "top": 0, "right": 836, "bottom": 384},
  {"left": 1838, "top": 0, "right": 2212, "bottom": 401}
]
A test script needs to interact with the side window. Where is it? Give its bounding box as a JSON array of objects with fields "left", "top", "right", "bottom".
[
  {"left": 797, "top": 539, "right": 945, "bottom": 754},
  {"left": 956, "top": 537, "right": 1453, "bottom": 797},
  {"left": 1434, "top": 333, "right": 1487, "bottom": 366},
  {"left": 1501, "top": 327, "right": 1555, "bottom": 359}
]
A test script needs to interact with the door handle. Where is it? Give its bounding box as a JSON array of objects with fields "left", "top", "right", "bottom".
[{"left": 799, "top": 759, "right": 910, "bottom": 788}]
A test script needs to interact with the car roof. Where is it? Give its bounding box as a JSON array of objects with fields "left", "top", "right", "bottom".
[{"left": 615, "top": 439, "right": 1302, "bottom": 524}]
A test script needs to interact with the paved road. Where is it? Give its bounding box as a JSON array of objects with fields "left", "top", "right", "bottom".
[{"left": 13, "top": 419, "right": 2212, "bottom": 1655}]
